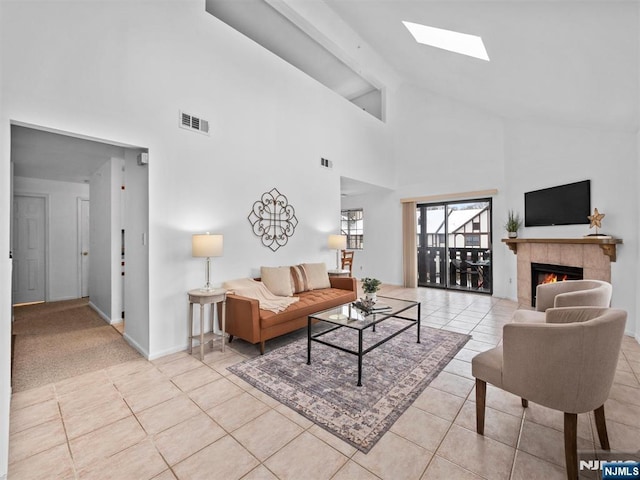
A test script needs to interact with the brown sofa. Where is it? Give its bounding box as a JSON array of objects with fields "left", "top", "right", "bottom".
[{"left": 220, "top": 276, "right": 357, "bottom": 354}]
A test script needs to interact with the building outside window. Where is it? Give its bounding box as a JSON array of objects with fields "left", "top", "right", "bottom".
[{"left": 341, "top": 209, "right": 364, "bottom": 249}]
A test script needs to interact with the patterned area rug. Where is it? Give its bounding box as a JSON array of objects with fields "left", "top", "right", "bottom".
[{"left": 228, "top": 319, "right": 470, "bottom": 452}]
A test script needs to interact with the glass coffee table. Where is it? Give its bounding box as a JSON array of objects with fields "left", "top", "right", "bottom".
[{"left": 307, "top": 296, "right": 421, "bottom": 386}]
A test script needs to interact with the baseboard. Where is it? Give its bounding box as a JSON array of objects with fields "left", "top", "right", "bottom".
[
  {"left": 624, "top": 330, "right": 638, "bottom": 341},
  {"left": 47, "top": 295, "right": 79, "bottom": 302},
  {"left": 88, "top": 301, "right": 112, "bottom": 324},
  {"left": 121, "top": 334, "right": 190, "bottom": 361},
  {"left": 122, "top": 332, "right": 150, "bottom": 359},
  {"left": 147, "top": 343, "right": 190, "bottom": 362}
]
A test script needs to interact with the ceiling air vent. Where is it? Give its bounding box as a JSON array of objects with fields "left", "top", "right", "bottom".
[{"left": 179, "top": 111, "right": 210, "bottom": 135}]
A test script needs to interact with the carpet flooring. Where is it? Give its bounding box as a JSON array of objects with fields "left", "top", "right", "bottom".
[
  {"left": 11, "top": 299, "right": 141, "bottom": 392},
  {"left": 229, "top": 319, "right": 470, "bottom": 453}
]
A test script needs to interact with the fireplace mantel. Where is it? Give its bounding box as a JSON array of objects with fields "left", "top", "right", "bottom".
[{"left": 502, "top": 237, "right": 623, "bottom": 262}]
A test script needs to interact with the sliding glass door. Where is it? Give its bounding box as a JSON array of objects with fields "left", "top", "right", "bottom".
[{"left": 417, "top": 198, "right": 492, "bottom": 293}]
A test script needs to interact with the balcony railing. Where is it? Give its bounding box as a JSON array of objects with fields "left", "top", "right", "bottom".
[{"left": 418, "top": 247, "right": 491, "bottom": 292}]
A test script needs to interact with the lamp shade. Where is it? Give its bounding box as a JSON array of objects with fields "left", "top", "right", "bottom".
[
  {"left": 328, "top": 234, "right": 347, "bottom": 250},
  {"left": 192, "top": 233, "right": 223, "bottom": 257}
]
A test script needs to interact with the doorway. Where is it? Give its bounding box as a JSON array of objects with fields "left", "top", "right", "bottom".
[
  {"left": 10, "top": 123, "right": 149, "bottom": 343},
  {"left": 417, "top": 198, "right": 492, "bottom": 293},
  {"left": 12, "top": 195, "right": 46, "bottom": 305}
]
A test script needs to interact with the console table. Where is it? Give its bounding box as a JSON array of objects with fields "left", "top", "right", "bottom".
[{"left": 188, "top": 288, "right": 227, "bottom": 360}]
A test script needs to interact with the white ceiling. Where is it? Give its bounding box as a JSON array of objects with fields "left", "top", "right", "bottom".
[
  {"left": 323, "top": 0, "right": 638, "bottom": 130},
  {"left": 11, "top": 126, "right": 129, "bottom": 184},
  {"left": 10, "top": 1, "right": 638, "bottom": 187}
]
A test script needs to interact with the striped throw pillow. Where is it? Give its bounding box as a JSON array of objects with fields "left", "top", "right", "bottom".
[{"left": 290, "top": 265, "right": 309, "bottom": 293}]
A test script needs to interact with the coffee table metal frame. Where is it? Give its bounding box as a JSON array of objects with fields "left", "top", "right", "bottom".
[{"left": 307, "top": 296, "right": 421, "bottom": 386}]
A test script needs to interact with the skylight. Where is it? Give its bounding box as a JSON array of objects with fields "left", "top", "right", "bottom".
[{"left": 402, "top": 21, "right": 490, "bottom": 61}]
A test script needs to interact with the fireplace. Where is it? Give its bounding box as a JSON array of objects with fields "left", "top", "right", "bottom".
[
  {"left": 502, "top": 237, "right": 616, "bottom": 307},
  {"left": 530, "top": 262, "right": 584, "bottom": 306}
]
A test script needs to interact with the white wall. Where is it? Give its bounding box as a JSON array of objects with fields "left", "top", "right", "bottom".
[
  {"left": 341, "top": 187, "right": 398, "bottom": 282},
  {"left": 0, "top": 0, "right": 392, "bottom": 365},
  {"left": 13, "top": 177, "right": 89, "bottom": 302},
  {"left": 392, "top": 85, "right": 506, "bottom": 194},
  {"left": 637, "top": 2, "right": 640, "bottom": 343},
  {"left": 0, "top": 123, "right": 9, "bottom": 480},
  {"left": 122, "top": 150, "right": 149, "bottom": 355},
  {"left": 637, "top": 123, "right": 640, "bottom": 342},
  {"left": 88, "top": 159, "right": 111, "bottom": 320}
]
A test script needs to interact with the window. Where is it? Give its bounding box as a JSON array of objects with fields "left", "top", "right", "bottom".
[
  {"left": 465, "top": 234, "right": 480, "bottom": 247},
  {"left": 341, "top": 209, "right": 364, "bottom": 249}
]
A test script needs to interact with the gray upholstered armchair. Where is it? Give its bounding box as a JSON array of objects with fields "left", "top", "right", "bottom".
[
  {"left": 472, "top": 307, "right": 627, "bottom": 480},
  {"left": 513, "top": 279, "right": 612, "bottom": 323}
]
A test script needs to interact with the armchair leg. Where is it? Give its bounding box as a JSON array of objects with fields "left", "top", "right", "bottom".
[
  {"left": 521, "top": 398, "right": 528, "bottom": 408},
  {"left": 564, "top": 412, "right": 578, "bottom": 480},
  {"left": 594, "top": 405, "right": 610, "bottom": 450},
  {"left": 475, "top": 379, "right": 486, "bottom": 435}
]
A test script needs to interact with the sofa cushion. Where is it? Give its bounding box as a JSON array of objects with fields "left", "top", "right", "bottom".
[
  {"left": 259, "top": 288, "right": 355, "bottom": 329},
  {"left": 301, "top": 263, "right": 331, "bottom": 290},
  {"left": 290, "top": 265, "right": 310, "bottom": 293},
  {"left": 260, "top": 266, "right": 293, "bottom": 297}
]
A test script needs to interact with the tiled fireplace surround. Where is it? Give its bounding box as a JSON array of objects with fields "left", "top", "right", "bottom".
[{"left": 512, "top": 241, "right": 613, "bottom": 307}]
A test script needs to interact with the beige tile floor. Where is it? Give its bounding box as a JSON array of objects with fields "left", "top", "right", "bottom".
[{"left": 8, "top": 286, "right": 640, "bottom": 480}]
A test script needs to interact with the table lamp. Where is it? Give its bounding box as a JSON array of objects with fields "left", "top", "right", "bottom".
[
  {"left": 328, "top": 234, "right": 347, "bottom": 270},
  {"left": 192, "top": 233, "right": 223, "bottom": 291}
]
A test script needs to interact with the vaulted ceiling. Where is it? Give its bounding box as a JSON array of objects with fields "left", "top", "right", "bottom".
[
  {"left": 11, "top": 1, "right": 639, "bottom": 187},
  {"left": 324, "top": 0, "right": 637, "bottom": 130},
  {"left": 212, "top": 0, "right": 638, "bottom": 131}
]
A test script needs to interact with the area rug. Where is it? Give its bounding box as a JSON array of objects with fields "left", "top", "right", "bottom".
[{"left": 228, "top": 319, "right": 470, "bottom": 452}]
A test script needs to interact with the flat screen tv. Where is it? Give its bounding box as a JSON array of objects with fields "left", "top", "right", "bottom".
[{"left": 524, "top": 180, "right": 591, "bottom": 227}]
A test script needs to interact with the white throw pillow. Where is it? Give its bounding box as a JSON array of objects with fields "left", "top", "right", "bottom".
[
  {"left": 260, "top": 266, "right": 294, "bottom": 297},
  {"left": 301, "top": 263, "right": 331, "bottom": 290}
]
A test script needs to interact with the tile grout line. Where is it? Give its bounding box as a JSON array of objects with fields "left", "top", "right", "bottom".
[
  {"left": 508, "top": 407, "right": 528, "bottom": 480},
  {"left": 54, "top": 385, "right": 80, "bottom": 480}
]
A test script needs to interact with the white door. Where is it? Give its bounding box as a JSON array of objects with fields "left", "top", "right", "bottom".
[
  {"left": 79, "top": 198, "right": 90, "bottom": 297},
  {"left": 12, "top": 195, "right": 46, "bottom": 305}
]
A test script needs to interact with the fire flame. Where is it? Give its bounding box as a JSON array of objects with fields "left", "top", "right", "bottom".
[{"left": 541, "top": 273, "right": 568, "bottom": 284}]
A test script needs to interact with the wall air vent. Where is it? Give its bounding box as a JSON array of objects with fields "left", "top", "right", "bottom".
[
  {"left": 320, "top": 157, "right": 333, "bottom": 169},
  {"left": 179, "top": 111, "right": 210, "bottom": 135}
]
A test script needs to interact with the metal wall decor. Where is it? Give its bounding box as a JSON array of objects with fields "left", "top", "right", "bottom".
[{"left": 248, "top": 187, "right": 298, "bottom": 251}]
